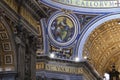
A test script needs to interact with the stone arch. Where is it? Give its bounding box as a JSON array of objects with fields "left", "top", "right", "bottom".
[
  {"left": 0, "top": 16, "right": 16, "bottom": 71},
  {"left": 77, "top": 13, "right": 120, "bottom": 75},
  {"left": 77, "top": 13, "right": 120, "bottom": 60}
]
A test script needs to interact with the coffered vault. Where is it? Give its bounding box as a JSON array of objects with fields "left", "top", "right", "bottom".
[
  {"left": 0, "top": 16, "right": 15, "bottom": 72},
  {"left": 83, "top": 19, "right": 120, "bottom": 75}
]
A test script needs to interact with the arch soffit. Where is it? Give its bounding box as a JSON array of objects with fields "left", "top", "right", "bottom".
[
  {"left": 0, "top": 16, "right": 16, "bottom": 71},
  {"left": 77, "top": 13, "right": 120, "bottom": 60}
]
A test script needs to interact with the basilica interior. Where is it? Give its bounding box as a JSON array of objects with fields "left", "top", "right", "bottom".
[{"left": 0, "top": 0, "right": 120, "bottom": 80}]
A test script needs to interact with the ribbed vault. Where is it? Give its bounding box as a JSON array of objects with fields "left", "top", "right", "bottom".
[{"left": 83, "top": 19, "right": 120, "bottom": 76}]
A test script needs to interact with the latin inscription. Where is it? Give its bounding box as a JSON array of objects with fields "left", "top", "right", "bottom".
[
  {"left": 52, "top": 0, "right": 119, "bottom": 8},
  {"left": 45, "top": 64, "right": 83, "bottom": 74}
]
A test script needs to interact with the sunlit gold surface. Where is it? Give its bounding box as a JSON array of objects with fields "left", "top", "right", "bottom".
[{"left": 83, "top": 19, "right": 120, "bottom": 75}]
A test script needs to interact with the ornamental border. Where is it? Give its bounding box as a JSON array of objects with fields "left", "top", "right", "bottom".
[{"left": 47, "top": 11, "right": 80, "bottom": 47}]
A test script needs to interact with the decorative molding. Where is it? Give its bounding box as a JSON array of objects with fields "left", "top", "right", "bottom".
[
  {"left": 3, "top": 0, "right": 18, "bottom": 13},
  {"left": 5, "top": 55, "right": 13, "bottom": 64},
  {"left": 0, "top": 32, "right": 9, "bottom": 40},
  {"left": 36, "top": 56, "right": 102, "bottom": 79},
  {"left": 0, "top": 0, "right": 39, "bottom": 35},
  {"left": 2, "top": 42, "right": 11, "bottom": 51},
  {"left": 40, "top": 0, "right": 120, "bottom": 14}
]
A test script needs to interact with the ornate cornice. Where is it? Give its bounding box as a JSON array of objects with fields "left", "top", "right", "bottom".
[
  {"left": 36, "top": 56, "right": 102, "bottom": 79},
  {"left": 23, "top": 0, "right": 49, "bottom": 20},
  {"left": 0, "top": 0, "right": 39, "bottom": 35}
]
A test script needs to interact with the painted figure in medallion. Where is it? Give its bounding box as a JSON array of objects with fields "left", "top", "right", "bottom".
[{"left": 51, "top": 16, "right": 74, "bottom": 43}]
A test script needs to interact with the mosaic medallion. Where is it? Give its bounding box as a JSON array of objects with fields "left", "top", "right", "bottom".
[
  {"left": 48, "top": 12, "right": 79, "bottom": 47},
  {"left": 51, "top": 16, "right": 75, "bottom": 43}
]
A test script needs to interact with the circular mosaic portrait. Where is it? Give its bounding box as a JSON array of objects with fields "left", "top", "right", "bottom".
[
  {"left": 51, "top": 16, "right": 74, "bottom": 43},
  {"left": 48, "top": 12, "right": 79, "bottom": 47}
]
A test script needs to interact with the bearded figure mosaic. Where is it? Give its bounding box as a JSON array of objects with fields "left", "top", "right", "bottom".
[{"left": 50, "top": 16, "right": 75, "bottom": 43}]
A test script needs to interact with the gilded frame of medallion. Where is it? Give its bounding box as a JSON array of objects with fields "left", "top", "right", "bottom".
[{"left": 47, "top": 11, "right": 80, "bottom": 47}]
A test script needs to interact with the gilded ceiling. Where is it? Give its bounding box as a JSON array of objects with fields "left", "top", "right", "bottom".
[
  {"left": 0, "top": 19, "right": 15, "bottom": 71},
  {"left": 83, "top": 19, "right": 120, "bottom": 75}
]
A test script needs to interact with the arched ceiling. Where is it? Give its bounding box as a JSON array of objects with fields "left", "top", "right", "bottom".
[
  {"left": 83, "top": 19, "right": 120, "bottom": 75},
  {"left": 0, "top": 17, "right": 15, "bottom": 71}
]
